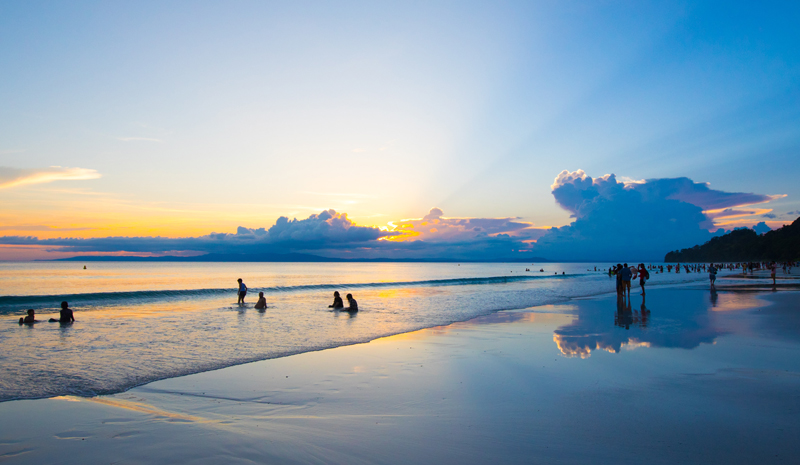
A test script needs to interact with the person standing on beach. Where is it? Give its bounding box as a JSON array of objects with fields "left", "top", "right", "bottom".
[
  {"left": 237, "top": 278, "right": 247, "bottom": 305},
  {"left": 708, "top": 264, "right": 717, "bottom": 288},
  {"left": 638, "top": 263, "right": 649, "bottom": 295},
  {"left": 770, "top": 263, "right": 777, "bottom": 286},
  {"left": 619, "top": 263, "right": 632, "bottom": 299}
]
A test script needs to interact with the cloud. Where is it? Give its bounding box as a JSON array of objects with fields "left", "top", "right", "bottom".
[
  {"left": 761, "top": 213, "right": 777, "bottom": 219},
  {"left": 550, "top": 169, "right": 777, "bottom": 218},
  {"left": 388, "top": 208, "right": 546, "bottom": 243},
  {"left": 0, "top": 166, "right": 101, "bottom": 189},
  {"left": 0, "top": 225, "right": 94, "bottom": 232},
  {"left": 537, "top": 170, "right": 782, "bottom": 261},
  {"left": 0, "top": 210, "right": 396, "bottom": 256},
  {"left": 0, "top": 208, "right": 548, "bottom": 261},
  {"left": 752, "top": 222, "right": 772, "bottom": 235}
]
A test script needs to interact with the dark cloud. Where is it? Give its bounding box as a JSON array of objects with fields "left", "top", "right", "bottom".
[{"left": 761, "top": 213, "right": 777, "bottom": 219}]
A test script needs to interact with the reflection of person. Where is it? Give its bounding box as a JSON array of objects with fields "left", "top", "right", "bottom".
[
  {"left": 640, "top": 297, "right": 649, "bottom": 328},
  {"left": 344, "top": 293, "right": 358, "bottom": 312},
  {"left": 237, "top": 278, "right": 247, "bottom": 305},
  {"left": 49, "top": 301, "right": 75, "bottom": 323},
  {"left": 254, "top": 292, "right": 267, "bottom": 310},
  {"left": 19, "top": 309, "right": 39, "bottom": 325},
  {"left": 328, "top": 291, "right": 343, "bottom": 309}
]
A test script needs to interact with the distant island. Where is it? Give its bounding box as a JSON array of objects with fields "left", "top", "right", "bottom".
[
  {"left": 665, "top": 217, "right": 800, "bottom": 262},
  {"left": 53, "top": 252, "right": 552, "bottom": 263}
]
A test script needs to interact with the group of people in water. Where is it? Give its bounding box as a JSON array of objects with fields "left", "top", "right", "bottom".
[
  {"left": 18, "top": 301, "right": 74, "bottom": 325},
  {"left": 236, "top": 279, "right": 358, "bottom": 312}
]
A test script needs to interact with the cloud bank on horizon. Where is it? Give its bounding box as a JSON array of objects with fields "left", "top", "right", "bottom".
[{"left": 0, "top": 170, "right": 786, "bottom": 261}]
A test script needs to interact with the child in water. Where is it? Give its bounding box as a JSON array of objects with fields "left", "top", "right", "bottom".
[
  {"left": 19, "top": 309, "right": 39, "bottom": 325},
  {"left": 254, "top": 292, "right": 267, "bottom": 310}
]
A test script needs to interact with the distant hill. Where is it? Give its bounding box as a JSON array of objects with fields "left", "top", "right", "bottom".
[
  {"left": 54, "top": 253, "right": 552, "bottom": 263},
  {"left": 664, "top": 217, "right": 800, "bottom": 262}
]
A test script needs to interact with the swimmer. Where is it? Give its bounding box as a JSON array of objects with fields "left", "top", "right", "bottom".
[
  {"left": 254, "top": 292, "right": 267, "bottom": 310},
  {"left": 344, "top": 293, "right": 358, "bottom": 312},
  {"left": 328, "top": 291, "right": 344, "bottom": 309},
  {"left": 49, "top": 301, "right": 75, "bottom": 323},
  {"left": 19, "top": 309, "right": 39, "bottom": 325}
]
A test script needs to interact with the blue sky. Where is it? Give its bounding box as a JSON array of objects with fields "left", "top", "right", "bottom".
[{"left": 1, "top": 1, "right": 798, "bottom": 260}]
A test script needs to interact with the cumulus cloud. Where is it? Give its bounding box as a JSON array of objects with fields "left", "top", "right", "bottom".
[
  {"left": 0, "top": 166, "right": 101, "bottom": 189},
  {"left": 537, "top": 169, "right": 783, "bottom": 261},
  {"left": 0, "top": 210, "right": 396, "bottom": 256},
  {"left": 389, "top": 208, "right": 545, "bottom": 243},
  {"left": 550, "top": 169, "right": 776, "bottom": 218}
]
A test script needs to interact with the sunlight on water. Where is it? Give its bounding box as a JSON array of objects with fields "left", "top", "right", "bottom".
[{"left": 0, "top": 262, "right": 722, "bottom": 401}]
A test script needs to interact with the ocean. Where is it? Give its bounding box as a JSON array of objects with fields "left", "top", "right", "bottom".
[{"left": 0, "top": 261, "right": 716, "bottom": 402}]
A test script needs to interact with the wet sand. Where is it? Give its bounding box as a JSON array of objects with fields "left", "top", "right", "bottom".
[{"left": 1, "top": 286, "right": 799, "bottom": 464}]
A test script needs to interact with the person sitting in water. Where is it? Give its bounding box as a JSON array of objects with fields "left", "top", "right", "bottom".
[
  {"left": 328, "top": 291, "right": 344, "bottom": 309},
  {"left": 49, "top": 301, "right": 75, "bottom": 323},
  {"left": 19, "top": 309, "right": 39, "bottom": 325},
  {"left": 254, "top": 292, "right": 267, "bottom": 310},
  {"left": 344, "top": 293, "right": 358, "bottom": 312}
]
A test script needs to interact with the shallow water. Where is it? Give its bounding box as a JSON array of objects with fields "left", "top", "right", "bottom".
[{"left": 0, "top": 261, "right": 732, "bottom": 401}]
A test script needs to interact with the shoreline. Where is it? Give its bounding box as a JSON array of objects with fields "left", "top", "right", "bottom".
[
  {"left": 2, "top": 285, "right": 799, "bottom": 464},
  {"left": 2, "top": 272, "right": 794, "bottom": 404},
  {"left": 0, "top": 273, "right": 741, "bottom": 404}
]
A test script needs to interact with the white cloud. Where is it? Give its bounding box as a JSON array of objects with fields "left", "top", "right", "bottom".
[{"left": 0, "top": 166, "right": 101, "bottom": 189}]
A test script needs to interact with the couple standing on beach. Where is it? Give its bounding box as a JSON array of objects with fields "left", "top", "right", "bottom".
[{"left": 615, "top": 263, "right": 649, "bottom": 298}]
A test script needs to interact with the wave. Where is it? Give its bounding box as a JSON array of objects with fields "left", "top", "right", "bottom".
[{"left": 0, "top": 273, "right": 580, "bottom": 312}]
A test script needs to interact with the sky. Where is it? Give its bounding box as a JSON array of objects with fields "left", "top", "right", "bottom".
[{"left": 1, "top": 1, "right": 799, "bottom": 261}]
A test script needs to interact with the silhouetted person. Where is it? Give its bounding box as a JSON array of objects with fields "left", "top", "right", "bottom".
[
  {"left": 620, "top": 263, "right": 632, "bottom": 299},
  {"left": 254, "top": 292, "right": 267, "bottom": 310},
  {"left": 237, "top": 278, "right": 247, "bottom": 305},
  {"left": 328, "top": 291, "right": 343, "bottom": 309},
  {"left": 638, "top": 263, "right": 649, "bottom": 295},
  {"left": 708, "top": 264, "right": 717, "bottom": 288},
  {"left": 49, "top": 301, "right": 75, "bottom": 323},
  {"left": 344, "top": 293, "right": 358, "bottom": 312},
  {"left": 19, "top": 309, "right": 39, "bottom": 325}
]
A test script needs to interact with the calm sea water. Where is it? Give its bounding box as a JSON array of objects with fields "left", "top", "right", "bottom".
[{"left": 0, "top": 261, "right": 720, "bottom": 401}]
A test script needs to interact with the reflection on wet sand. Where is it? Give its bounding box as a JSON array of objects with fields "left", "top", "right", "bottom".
[{"left": 551, "top": 290, "right": 756, "bottom": 358}]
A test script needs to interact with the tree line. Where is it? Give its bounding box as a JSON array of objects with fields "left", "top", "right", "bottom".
[{"left": 665, "top": 217, "right": 800, "bottom": 262}]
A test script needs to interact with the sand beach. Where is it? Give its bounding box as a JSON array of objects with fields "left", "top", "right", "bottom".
[{"left": 2, "top": 281, "right": 798, "bottom": 464}]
